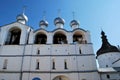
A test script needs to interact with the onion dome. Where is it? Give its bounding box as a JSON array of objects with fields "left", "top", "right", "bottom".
[
  {"left": 16, "top": 13, "right": 28, "bottom": 24},
  {"left": 70, "top": 20, "right": 80, "bottom": 27},
  {"left": 97, "top": 31, "right": 119, "bottom": 57},
  {"left": 54, "top": 17, "right": 65, "bottom": 26},
  {"left": 39, "top": 20, "right": 48, "bottom": 28}
]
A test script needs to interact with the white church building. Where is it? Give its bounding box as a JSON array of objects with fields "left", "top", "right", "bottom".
[{"left": 0, "top": 12, "right": 120, "bottom": 80}]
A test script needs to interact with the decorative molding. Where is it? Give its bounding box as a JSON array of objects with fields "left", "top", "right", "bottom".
[
  {"left": 0, "top": 54, "right": 95, "bottom": 57},
  {"left": 0, "top": 70, "right": 98, "bottom": 73}
]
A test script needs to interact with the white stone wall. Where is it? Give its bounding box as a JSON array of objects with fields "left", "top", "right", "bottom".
[
  {"left": 22, "top": 72, "right": 100, "bottom": 80},
  {"left": 77, "top": 56, "right": 97, "bottom": 71},
  {"left": 0, "top": 45, "right": 24, "bottom": 55},
  {"left": 100, "top": 73, "right": 120, "bottom": 80},
  {"left": 79, "top": 72, "right": 100, "bottom": 80},
  {"left": 0, "top": 57, "right": 22, "bottom": 71},
  {"left": 97, "top": 52, "right": 120, "bottom": 68},
  {"left": 0, "top": 73, "right": 20, "bottom": 80},
  {"left": 24, "top": 44, "right": 94, "bottom": 55},
  {"left": 0, "top": 22, "right": 100, "bottom": 80}
]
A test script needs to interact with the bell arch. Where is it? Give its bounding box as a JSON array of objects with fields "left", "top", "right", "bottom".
[
  {"left": 53, "top": 75, "right": 70, "bottom": 80},
  {"left": 5, "top": 27, "right": 21, "bottom": 45},
  {"left": 53, "top": 31, "right": 67, "bottom": 44},
  {"left": 73, "top": 30, "right": 86, "bottom": 44},
  {"left": 34, "top": 32, "right": 47, "bottom": 44}
]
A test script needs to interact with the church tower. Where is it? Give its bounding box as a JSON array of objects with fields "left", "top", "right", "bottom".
[
  {"left": 0, "top": 11, "right": 100, "bottom": 80},
  {"left": 97, "top": 31, "right": 120, "bottom": 68},
  {"left": 96, "top": 31, "right": 120, "bottom": 80}
]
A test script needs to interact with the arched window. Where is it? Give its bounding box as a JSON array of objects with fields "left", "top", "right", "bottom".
[
  {"left": 35, "top": 33, "right": 47, "bottom": 44},
  {"left": 53, "top": 32, "right": 67, "bottom": 44},
  {"left": 5, "top": 28, "right": 21, "bottom": 45}
]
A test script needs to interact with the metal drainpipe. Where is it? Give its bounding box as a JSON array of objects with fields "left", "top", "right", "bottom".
[
  {"left": 100, "top": 73, "right": 102, "bottom": 80},
  {"left": 50, "top": 45, "right": 52, "bottom": 80},
  {"left": 26, "top": 28, "right": 32, "bottom": 80},
  {"left": 20, "top": 44, "right": 26, "bottom": 80},
  {"left": 28, "top": 44, "right": 33, "bottom": 80},
  {"left": 75, "top": 44, "right": 80, "bottom": 80},
  {"left": 20, "top": 29, "right": 31, "bottom": 80}
]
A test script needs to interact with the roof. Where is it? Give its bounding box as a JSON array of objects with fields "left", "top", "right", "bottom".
[
  {"left": 97, "top": 31, "right": 119, "bottom": 57},
  {"left": 98, "top": 67, "right": 120, "bottom": 73}
]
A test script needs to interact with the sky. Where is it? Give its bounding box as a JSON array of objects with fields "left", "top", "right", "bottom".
[{"left": 0, "top": 0, "right": 120, "bottom": 54}]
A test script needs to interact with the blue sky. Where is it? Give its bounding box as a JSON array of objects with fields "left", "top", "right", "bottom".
[{"left": 0, "top": 0, "right": 120, "bottom": 53}]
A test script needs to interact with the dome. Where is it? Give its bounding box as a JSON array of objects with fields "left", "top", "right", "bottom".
[
  {"left": 70, "top": 20, "right": 80, "bottom": 27},
  {"left": 39, "top": 20, "right": 48, "bottom": 27},
  {"left": 54, "top": 17, "right": 65, "bottom": 25},
  {"left": 16, "top": 13, "right": 28, "bottom": 22},
  {"left": 97, "top": 31, "right": 119, "bottom": 57}
]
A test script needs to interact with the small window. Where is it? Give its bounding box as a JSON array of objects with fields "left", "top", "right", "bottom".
[
  {"left": 106, "top": 65, "right": 108, "bottom": 67},
  {"left": 3, "top": 59, "right": 8, "bottom": 69},
  {"left": 107, "top": 74, "right": 110, "bottom": 79},
  {"left": 52, "top": 59, "right": 55, "bottom": 69},
  {"left": 79, "top": 48, "right": 82, "bottom": 54},
  {"left": 64, "top": 59, "right": 68, "bottom": 69},
  {"left": 36, "top": 59, "right": 40, "bottom": 70},
  {"left": 37, "top": 49, "right": 40, "bottom": 55}
]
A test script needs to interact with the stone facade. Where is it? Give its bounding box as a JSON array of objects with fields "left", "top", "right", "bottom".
[{"left": 0, "top": 13, "right": 119, "bottom": 80}]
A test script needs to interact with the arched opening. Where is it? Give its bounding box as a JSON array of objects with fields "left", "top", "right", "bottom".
[
  {"left": 35, "top": 33, "right": 47, "bottom": 44},
  {"left": 73, "top": 31, "right": 85, "bottom": 44},
  {"left": 5, "top": 28, "right": 21, "bottom": 45},
  {"left": 32, "top": 77, "right": 41, "bottom": 80},
  {"left": 53, "top": 32, "right": 67, "bottom": 44},
  {"left": 53, "top": 75, "right": 69, "bottom": 80}
]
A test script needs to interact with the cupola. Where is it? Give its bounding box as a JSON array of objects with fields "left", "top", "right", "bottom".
[
  {"left": 16, "top": 7, "right": 28, "bottom": 24},
  {"left": 70, "top": 12, "right": 79, "bottom": 29},
  {"left": 70, "top": 20, "right": 80, "bottom": 29},
  {"left": 97, "top": 31, "right": 119, "bottom": 57},
  {"left": 54, "top": 17, "right": 65, "bottom": 28},
  {"left": 16, "top": 13, "right": 28, "bottom": 24},
  {"left": 39, "top": 11, "right": 49, "bottom": 29},
  {"left": 54, "top": 10, "right": 65, "bottom": 28},
  {"left": 39, "top": 20, "right": 48, "bottom": 29}
]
